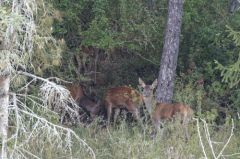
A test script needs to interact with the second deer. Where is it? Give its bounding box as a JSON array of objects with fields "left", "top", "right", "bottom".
[
  {"left": 138, "top": 78, "right": 193, "bottom": 140},
  {"left": 104, "top": 86, "right": 144, "bottom": 124},
  {"left": 67, "top": 83, "right": 101, "bottom": 120}
]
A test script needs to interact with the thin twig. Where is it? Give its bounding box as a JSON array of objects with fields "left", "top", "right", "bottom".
[
  {"left": 201, "top": 119, "right": 216, "bottom": 158},
  {"left": 216, "top": 119, "right": 235, "bottom": 159},
  {"left": 47, "top": 77, "right": 72, "bottom": 84},
  {"left": 222, "top": 153, "right": 240, "bottom": 157},
  {"left": 193, "top": 118, "right": 208, "bottom": 159},
  {"left": 18, "top": 109, "right": 96, "bottom": 159}
]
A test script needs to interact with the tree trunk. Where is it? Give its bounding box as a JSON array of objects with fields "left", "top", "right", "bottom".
[
  {"left": 0, "top": 76, "right": 9, "bottom": 158},
  {"left": 156, "top": 0, "right": 184, "bottom": 103},
  {"left": 229, "top": 0, "right": 240, "bottom": 13}
]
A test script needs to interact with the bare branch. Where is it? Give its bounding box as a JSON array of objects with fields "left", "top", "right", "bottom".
[
  {"left": 47, "top": 77, "right": 72, "bottom": 84},
  {"left": 222, "top": 153, "right": 240, "bottom": 157},
  {"left": 193, "top": 118, "right": 208, "bottom": 159},
  {"left": 17, "top": 71, "right": 81, "bottom": 124},
  {"left": 201, "top": 119, "right": 216, "bottom": 158},
  {"left": 216, "top": 119, "right": 235, "bottom": 159},
  {"left": 194, "top": 118, "right": 236, "bottom": 159},
  {"left": 1, "top": 0, "right": 94, "bottom": 158},
  {"left": 7, "top": 93, "right": 95, "bottom": 159}
]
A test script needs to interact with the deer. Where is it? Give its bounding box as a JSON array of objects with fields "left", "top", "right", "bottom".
[
  {"left": 58, "top": 83, "right": 85, "bottom": 125},
  {"left": 66, "top": 83, "right": 85, "bottom": 101},
  {"left": 67, "top": 83, "right": 101, "bottom": 121},
  {"left": 138, "top": 78, "right": 193, "bottom": 140},
  {"left": 78, "top": 96, "right": 101, "bottom": 119},
  {"left": 104, "top": 86, "right": 145, "bottom": 124}
]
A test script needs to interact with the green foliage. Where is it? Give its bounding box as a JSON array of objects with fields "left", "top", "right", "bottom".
[
  {"left": 49, "top": 0, "right": 240, "bottom": 119},
  {"left": 6, "top": 0, "right": 240, "bottom": 157},
  {"left": 51, "top": 0, "right": 165, "bottom": 84},
  {"left": 51, "top": 0, "right": 238, "bottom": 84},
  {"left": 81, "top": 16, "right": 118, "bottom": 49},
  {"left": 215, "top": 26, "right": 240, "bottom": 88},
  {"left": 174, "top": 79, "right": 202, "bottom": 105},
  {"left": 174, "top": 71, "right": 205, "bottom": 116},
  {"left": 204, "top": 109, "right": 219, "bottom": 123},
  {"left": 180, "top": 0, "right": 231, "bottom": 71}
]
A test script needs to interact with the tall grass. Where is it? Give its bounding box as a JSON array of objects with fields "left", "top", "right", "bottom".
[
  {"left": 22, "top": 116, "right": 240, "bottom": 158},
  {"left": 70, "top": 118, "right": 240, "bottom": 159}
]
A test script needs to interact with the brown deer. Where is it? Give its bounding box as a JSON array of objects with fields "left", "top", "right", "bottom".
[
  {"left": 78, "top": 96, "right": 101, "bottom": 119},
  {"left": 66, "top": 83, "right": 85, "bottom": 101},
  {"left": 138, "top": 78, "right": 193, "bottom": 140},
  {"left": 67, "top": 83, "right": 101, "bottom": 120},
  {"left": 104, "top": 86, "right": 144, "bottom": 124}
]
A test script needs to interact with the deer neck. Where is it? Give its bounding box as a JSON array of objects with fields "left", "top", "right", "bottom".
[{"left": 143, "top": 95, "right": 156, "bottom": 115}]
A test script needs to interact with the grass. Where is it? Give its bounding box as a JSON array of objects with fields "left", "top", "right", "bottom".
[
  {"left": 69, "top": 117, "right": 240, "bottom": 159},
  {"left": 17, "top": 114, "right": 239, "bottom": 158}
]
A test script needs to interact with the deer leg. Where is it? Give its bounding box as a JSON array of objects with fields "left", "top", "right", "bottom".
[
  {"left": 127, "top": 104, "right": 144, "bottom": 128},
  {"left": 126, "top": 101, "right": 140, "bottom": 121},
  {"left": 134, "top": 107, "right": 145, "bottom": 128},
  {"left": 113, "top": 108, "right": 120, "bottom": 124},
  {"left": 122, "top": 110, "right": 127, "bottom": 121},
  {"left": 133, "top": 108, "right": 140, "bottom": 121},
  {"left": 183, "top": 117, "right": 190, "bottom": 141},
  {"left": 159, "top": 122, "right": 164, "bottom": 139},
  {"left": 156, "top": 120, "right": 165, "bottom": 139},
  {"left": 107, "top": 104, "right": 112, "bottom": 125},
  {"left": 90, "top": 112, "right": 96, "bottom": 120},
  {"left": 150, "top": 118, "right": 161, "bottom": 139}
]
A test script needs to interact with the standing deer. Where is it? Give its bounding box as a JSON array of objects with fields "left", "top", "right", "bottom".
[
  {"left": 138, "top": 78, "right": 193, "bottom": 140},
  {"left": 104, "top": 86, "right": 144, "bottom": 124}
]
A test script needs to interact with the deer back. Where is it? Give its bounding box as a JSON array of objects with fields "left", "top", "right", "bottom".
[
  {"left": 152, "top": 103, "right": 193, "bottom": 121},
  {"left": 104, "top": 86, "right": 144, "bottom": 108}
]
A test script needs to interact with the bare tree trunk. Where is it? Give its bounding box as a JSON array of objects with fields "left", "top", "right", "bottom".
[
  {"left": 0, "top": 75, "right": 10, "bottom": 158},
  {"left": 229, "top": 0, "right": 240, "bottom": 13},
  {"left": 156, "top": 0, "right": 184, "bottom": 103}
]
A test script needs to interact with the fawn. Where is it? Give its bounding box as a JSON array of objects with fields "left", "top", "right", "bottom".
[{"left": 138, "top": 78, "right": 193, "bottom": 140}]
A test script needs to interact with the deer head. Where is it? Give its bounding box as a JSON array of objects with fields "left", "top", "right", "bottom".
[{"left": 138, "top": 78, "right": 157, "bottom": 115}]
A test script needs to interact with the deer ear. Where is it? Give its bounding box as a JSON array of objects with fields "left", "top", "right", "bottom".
[
  {"left": 151, "top": 79, "right": 158, "bottom": 89},
  {"left": 138, "top": 78, "right": 146, "bottom": 87}
]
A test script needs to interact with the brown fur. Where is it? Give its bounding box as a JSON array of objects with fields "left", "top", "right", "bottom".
[
  {"left": 138, "top": 78, "right": 193, "bottom": 140},
  {"left": 151, "top": 103, "right": 193, "bottom": 140},
  {"left": 104, "top": 86, "right": 144, "bottom": 123},
  {"left": 152, "top": 103, "right": 193, "bottom": 121},
  {"left": 67, "top": 84, "right": 85, "bottom": 101},
  {"left": 67, "top": 83, "right": 101, "bottom": 121},
  {"left": 59, "top": 84, "right": 85, "bottom": 125},
  {"left": 79, "top": 96, "right": 101, "bottom": 119}
]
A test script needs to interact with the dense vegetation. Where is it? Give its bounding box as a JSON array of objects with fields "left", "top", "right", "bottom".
[
  {"left": 1, "top": 0, "right": 240, "bottom": 158},
  {"left": 43, "top": 0, "right": 240, "bottom": 158},
  {"left": 49, "top": 0, "right": 240, "bottom": 120}
]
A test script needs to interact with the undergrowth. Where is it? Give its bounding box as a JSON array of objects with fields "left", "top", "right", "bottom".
[{"left": 69, "top": 117, "right": 240, "bottom": 159}]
